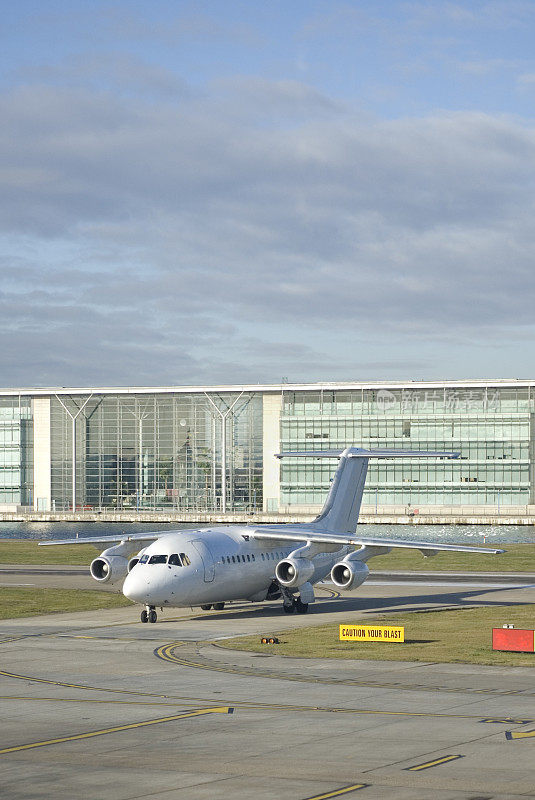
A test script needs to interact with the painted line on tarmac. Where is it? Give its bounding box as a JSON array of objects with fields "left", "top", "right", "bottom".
[
  {"left": 0, "top": 693, "right": 527, "bottom": 723},
  {"left": 0, "top": 582, "right": 35, "bottom": 586},
  {"left": 155, "top": 641, "right": 535, "bottom": 698},
  {"left": 506, "top": 728, "right": 535, "bottom": 740},
  {"left": 0, "top": 706, "right": 234, "bottom": 756},
  {"left": 0, "top": 668, "right": 183, "bottom": 698},
  {"left": 302, "top": 783, "right": 369, "bottom": 799},
  {"left": 2, "top": 660, "right": 534, "bottom": 720},
  {"left": 405, "top": 754, "right": 464, "bottom": 771},
  {"left": 0, "top": 696, "right": 220, "bottom": 707}
]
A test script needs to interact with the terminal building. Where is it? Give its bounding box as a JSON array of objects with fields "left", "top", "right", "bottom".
[{"left": 1, "top": 380, "right": 534, "bottom": 514}]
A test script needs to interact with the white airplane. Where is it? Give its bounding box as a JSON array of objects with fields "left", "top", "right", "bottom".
[{"left": 39, "top": 448, "right": 503, "bottom": 623}]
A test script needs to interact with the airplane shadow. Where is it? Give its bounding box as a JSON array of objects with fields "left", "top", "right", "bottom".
[{"left": 184, "top": 585, "right": 531, "bottom": 623}]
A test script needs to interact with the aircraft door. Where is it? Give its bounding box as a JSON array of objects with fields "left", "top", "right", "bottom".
[{"left": 191, "top": 539, "right": 216, "bottom": 582}]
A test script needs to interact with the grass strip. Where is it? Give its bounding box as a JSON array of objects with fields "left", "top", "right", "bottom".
[
  {"left": 0, "top": 587, "right": 131, "bottom": 619},
  {"left": 1, "top": 540, "right": 535, "bottom": 571},
  {"left": 221, "top": 604, "right": 535, "bottom": 667},
  {"left": 0, "top": 540, "right": 113, "bottom": 565},
  {"left": 360, "top": 543, "right": 535, "bottom": 573}
]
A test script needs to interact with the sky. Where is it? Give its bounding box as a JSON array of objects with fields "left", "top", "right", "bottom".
[{"left": 2, "top": 0, "right": 535, "bottom": 387}]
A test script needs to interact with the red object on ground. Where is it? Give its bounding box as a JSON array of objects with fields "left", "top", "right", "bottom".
[{"left": 492, "top": 628, "right": 535, "bottom": 653}]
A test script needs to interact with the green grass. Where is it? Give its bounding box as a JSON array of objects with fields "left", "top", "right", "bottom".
[
  {"left": 361, "top": 543, "right": 535, "bottom": 573},
  {"left": 221, "top": 605, "right": 535, "bottom": 666},
  {"left": 2, "top": 539, "right": 535, "bottom": 571},
  {"left": 0, "top": 587, "right": 132, "bottom": 619},
  {"left": 0, "top": 539, "right": 104, "bottom": 565}
]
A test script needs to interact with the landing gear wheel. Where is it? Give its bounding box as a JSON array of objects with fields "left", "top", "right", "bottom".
[
  {"left": 295, "top": 598, "right": 309, "bottom": 614},
  {"left": 148, "top": 609, "right": 157, "bottom": 623},
  {"left": 283, "top": 603, "right": 294, "bottom": 614},
  {"left": 200, "top": 604, "right": 212, "bottom": 611},
  {"left": 140, "top": 609, "right": 148, "bottom": 623},
  {"left": 213, "top": 602, "right": 225, "bottom": 611}
]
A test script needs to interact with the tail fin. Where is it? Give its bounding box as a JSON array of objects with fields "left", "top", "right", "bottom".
[{"left": 276, "top": 448, "right": 459, "bottom": 534}]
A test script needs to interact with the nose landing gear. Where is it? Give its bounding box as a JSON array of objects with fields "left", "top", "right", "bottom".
[{"left": 141, "top": 606, "right": 157, "bottom": 623}]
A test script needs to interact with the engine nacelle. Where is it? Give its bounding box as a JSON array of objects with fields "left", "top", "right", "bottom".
[
  {"left": 275, "top": 557, "right": 314, "bottom": 589},
  {"left": 331, "top": 559, "right": 369, "bottom": 591},
  {"left": 90, "top": 555, "right": 129, "bottom": 584}
]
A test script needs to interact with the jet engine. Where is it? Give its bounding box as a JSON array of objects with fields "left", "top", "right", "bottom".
[
  {"left": 90, "top": 555, "right": 129, "bottom": 584},
  {"left": 127, "top": 548, "right": 147, "bottom": 573},
  {"left": 275, "top": 557, "right": 314, "bottom": 589},
  {"left": 330, "top": 559, "right": 369, "bottom": 591}
]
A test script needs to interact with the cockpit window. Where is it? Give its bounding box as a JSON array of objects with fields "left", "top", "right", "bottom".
[
  {"left": 168, "top": 553, "right": 182, "bottom": 566},
  {"left": 139, "top": 554, "right": 149, "bottom": 564},
  {"left": 180, "top": 553, "right": 191, "bottom": 566},
  {"left": 148, "top": 554, "right": 167, "bottom": 564}
]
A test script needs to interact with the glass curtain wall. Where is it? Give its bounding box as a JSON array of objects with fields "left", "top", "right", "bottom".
[
  {"left": 0, "top": 397, "right": 32, "bottom": 505},
  {"left": 50, "top": 392, "right": 262, "bottom": 511},
  {"left": 280, "top": 387, "right": 533, "bottom": 507}
]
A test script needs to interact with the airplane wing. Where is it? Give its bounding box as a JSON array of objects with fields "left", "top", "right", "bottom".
[
  {"left": 251, "top": 528, "right": 503, "bottom": 555},
  {"left": 38, "top": 532, "right": 162, "bottom": 548}
]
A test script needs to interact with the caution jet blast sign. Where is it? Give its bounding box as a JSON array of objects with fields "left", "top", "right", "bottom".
[{"left": 339, "top": 624, "right": 405, "bottom": 642}]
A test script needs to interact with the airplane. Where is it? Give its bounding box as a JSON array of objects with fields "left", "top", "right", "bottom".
[{"left": 39, "top": 448, "right": 503, "bottom": 623}]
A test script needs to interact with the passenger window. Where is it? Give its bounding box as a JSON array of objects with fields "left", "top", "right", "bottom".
[
  {"left": 231, "top": 556, "right": 235, "bottom": 563},
  {"left": 168, "top": 554, "right": 182, "bottom": 566},
  {"left": 148, "top": 555, "right": 167, "bottom": 564},
  {"left": 246, "top": 554, "right": 250, "bottom": 562},
  {"left": 180, "top": 553, "right": 191, "bottom": 566},
  {"left": 252, "top": 554, "right": 255, "bottom": 561},
  {"left": 261, "top": 553, "right": 265, "bottom": 561}
]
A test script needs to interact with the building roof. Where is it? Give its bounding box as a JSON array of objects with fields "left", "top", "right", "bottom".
[{"left": 0, "top": 379, "right": 534, "bottom": 397}]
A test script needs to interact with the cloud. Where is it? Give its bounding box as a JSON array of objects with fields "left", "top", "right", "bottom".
[{"left": 1, "top": 67, "right": 535, "bottom": 385}]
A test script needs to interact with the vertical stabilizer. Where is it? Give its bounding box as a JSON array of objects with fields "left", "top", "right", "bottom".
[{"left": 313, "top": 449, "right": 368, "bottom": 534}]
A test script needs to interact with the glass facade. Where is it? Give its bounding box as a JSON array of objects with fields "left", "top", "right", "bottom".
[
  {"left": 280, "top": 386, "right": 534, "bottom": 507},
  {"left": 0, "top": 382, "right": 534, "bottom": 512},
  {"left": 49, "top": 392, "right": 263, "bottom": 511},
  {"left": 0, "top": 396, "right": 32, "bottom": 505}
]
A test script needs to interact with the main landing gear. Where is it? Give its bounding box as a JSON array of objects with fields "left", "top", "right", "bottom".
[
  {"left": 141, "top": 606, "right": 157, "bottom": 623},
  {"left": 200, "top": 602, "right": 226, "bottom": 611},
  {"left": 281, "top": 588, "right": 309, "bottom": 614}
]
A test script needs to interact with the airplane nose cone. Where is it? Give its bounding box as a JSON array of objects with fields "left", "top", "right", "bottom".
[{"left": 123, "top": 570, "right": 152, "bottom": 603}]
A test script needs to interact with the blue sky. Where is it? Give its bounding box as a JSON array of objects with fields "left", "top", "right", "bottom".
[{"left": 2, "top": 1, "right": 535, "bottom": 386}]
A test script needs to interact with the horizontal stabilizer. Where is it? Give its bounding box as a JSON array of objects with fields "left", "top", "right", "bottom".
[{"left": 277, "top": 449, "right": 459, "bottom": 459}]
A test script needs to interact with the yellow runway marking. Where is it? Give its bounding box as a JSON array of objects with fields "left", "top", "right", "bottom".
[
  {"left": 405, "top": 754, "right": 463, "bottom": 771},
  {"left": 0, "top": 668, "right": 177, "bottom": 698},
  {"left": 302, "top": 784, "right": 368, "bottom": 799},
  {"left": 0, "top": 696, "right": 213, "bottom": 707},
  {"left": 0, "top": 694, "right": 520, "bottom": 721},
  {"left": 506, "top": 728, "right": 535, "bottom": 740},
  {"left": 154, "top": 641, "right": 533, "bottom": 697},
  {"left": 0, "top": 706, "right": 233, "bottom": 755}
]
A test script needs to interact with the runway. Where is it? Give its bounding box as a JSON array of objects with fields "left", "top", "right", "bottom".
[{"left": 1, "top": 580, "right": 535, "bottom": 799}]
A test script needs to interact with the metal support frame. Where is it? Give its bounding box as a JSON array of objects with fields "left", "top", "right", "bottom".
[
  {"left": 204, "top": 392, "right": 244, "bottom": 513},
  {"left": 55, "top": 394, "right": 93, "bottom": 510}
]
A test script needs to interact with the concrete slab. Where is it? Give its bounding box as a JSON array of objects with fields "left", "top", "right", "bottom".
[{"left": 1, "top": 578, "right": 535, "bottom": 798}]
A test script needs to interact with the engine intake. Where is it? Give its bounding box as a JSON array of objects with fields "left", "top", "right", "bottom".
[
  {"left": 275, "top": 557, "right": 314, "bottom": 589},
  {"left": 90, "top": 555, "right": 128, "bottom": 584},
  {"left": 331, "top": 559, "right": 369, "bottom": 591}
]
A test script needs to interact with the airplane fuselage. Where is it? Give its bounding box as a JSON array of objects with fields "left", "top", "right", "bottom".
[{"left": 122, "top": 527, "right": 349, "bottom": 608}]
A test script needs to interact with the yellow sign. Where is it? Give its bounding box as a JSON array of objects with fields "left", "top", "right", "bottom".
[{"left": 339, "top": 624, "right": 405, "bottom": 642}]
